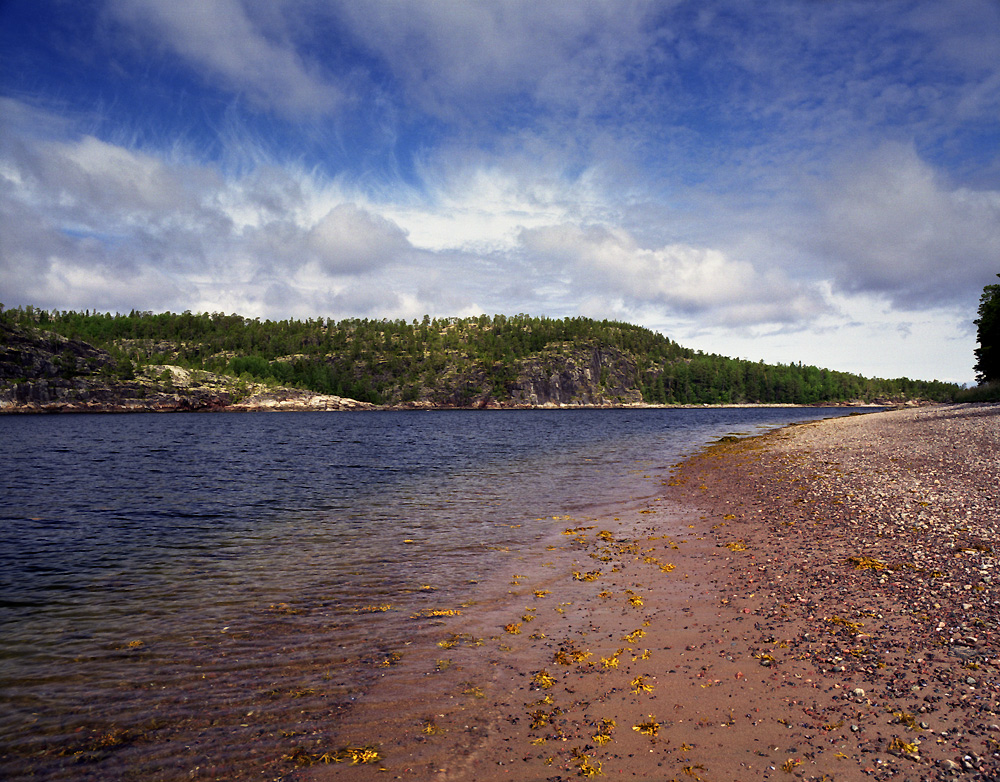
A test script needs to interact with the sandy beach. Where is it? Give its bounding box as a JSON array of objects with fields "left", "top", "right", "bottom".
[{"left": 294, "top": 404, "right": 999, "bottom": 782}]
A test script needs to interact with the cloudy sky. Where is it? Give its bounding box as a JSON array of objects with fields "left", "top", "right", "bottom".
[{"left": 2, "top": 1, "right": 998, "bottom": 383}]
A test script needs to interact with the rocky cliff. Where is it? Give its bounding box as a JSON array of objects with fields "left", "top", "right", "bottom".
[
  {"left": 365, "top": 341, "right": 645, "bottom": 408},
  {"left": 0, "top": 322, "right": 373, "bottom": 413},
  {"left": 506, "top": 343, "right": 643, "bottom": 406}
]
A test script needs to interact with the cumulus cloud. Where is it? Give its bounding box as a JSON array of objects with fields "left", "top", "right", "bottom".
[
  {"left": 306, "top": 204, "right": 411, "bottom": 274},
  {"left": 384, "top": 154, "right": 592, "bottom": 255},
  {"left": 23, "top": 135, "right": 222, "bottom": 220},
  {"left": 812, "top": 143, "right": 1000, "bottom": 308},
  {"left": 520, "top": 223, "right": 829, "bottom": 327},
  {"left": 0, "top": 104, "right": 415, "bottom": 315},
  {"left": 107, "top": 0, "right": 341, "bottom": 116},
  {"left": 0, "top": 188, "right": 190, "bottom": 314}
]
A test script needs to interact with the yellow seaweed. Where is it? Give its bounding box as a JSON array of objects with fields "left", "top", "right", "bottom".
[
  {"left": 632, "top": 716, "right": 659, "bottom": 737},
  {"left": 630, "top": 675, "right": 654, "bottom": 694},
  {"left": 847, "top": 555, "right": 886, "bottom": 570}
]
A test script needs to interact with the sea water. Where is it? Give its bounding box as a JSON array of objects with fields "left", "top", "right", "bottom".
[{"left": 0, "top": 407, "right": 866, "bottom": 779}]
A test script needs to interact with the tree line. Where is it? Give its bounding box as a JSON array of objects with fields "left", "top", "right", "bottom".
[{"left": 0, "top": 305, "right": 960, "bottom": 405}]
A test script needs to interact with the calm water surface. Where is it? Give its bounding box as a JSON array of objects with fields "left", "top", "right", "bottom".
[{"left": 0, "top": 408, "right": 866, "bottom": 779}]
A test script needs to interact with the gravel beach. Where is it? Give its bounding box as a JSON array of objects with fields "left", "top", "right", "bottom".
[
  {"left": 298, "top": 404, "right": 999, "bottom": 782},
  {"left": 658, "top": 403, "right": 1000, "bottom": 782}
]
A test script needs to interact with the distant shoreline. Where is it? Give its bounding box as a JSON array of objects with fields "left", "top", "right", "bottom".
[
  {"left": 2, "top": 313, "right": 962, "bottom": 414},
  {"left": 0, "top": 398, "right": 895, "bottom": 415}
]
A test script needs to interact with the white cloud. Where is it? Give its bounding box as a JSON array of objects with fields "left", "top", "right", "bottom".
[
  {"left": 673, "top": 288, "right": 977, "bottom": 384},
  {"left": 307, "top": 204, "right": 410, "bottom": 274},
  {"left": 519, "top": 223, "right": 829, "bottom": 328},
  {"left": 905, "top": 0, "right": 1000, "bottom": 77},
  {"left": 328, "top": 0, "right": 663, "bottom": 121},
  {"left": 383, "top": 157, "right": 591, "bottom": 254},
  {"left": 812, "top": 143, "right": 1000, "bottom": 308},
  {"left": 0, "top": 103, "right": 435, "bottom": 319},
  {"left": 34, "top": 135, "right": 219, "bottom": 217},
  {"left": 107, "top": 0, "right": 341, "bottom": 116}
]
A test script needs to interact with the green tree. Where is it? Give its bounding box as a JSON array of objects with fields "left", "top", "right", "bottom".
[{"left": 974, "top": 274, "right": 1000, "bottom": 383}]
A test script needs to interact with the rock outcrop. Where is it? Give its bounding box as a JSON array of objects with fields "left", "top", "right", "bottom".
[
  {"left": 228, "top": 389, "right": 375, "bottom": 412},
  {"left": 0, "top": 322, "right": 374, "bottom": 413},
  {"left": 507, "top": 343, "right": 643, "bottom": 406},
  {"left": 0, "top": 319, "right": 114, "bottom": 382},
  {"left": 380, "top": 341, "right": 646, "bottom": 408}
]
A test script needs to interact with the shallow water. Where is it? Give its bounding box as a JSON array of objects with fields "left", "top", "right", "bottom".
[{"left": 0, "top": 407, "right": 866, "bottom": 779}]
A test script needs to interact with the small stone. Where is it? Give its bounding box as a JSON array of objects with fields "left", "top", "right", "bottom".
[{"left": 852, "top": 688, "right": 865, "bottom": 698}]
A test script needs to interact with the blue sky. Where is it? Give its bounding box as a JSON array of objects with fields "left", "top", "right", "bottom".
[{"left": 2, "top": 0, "right": 998, "bottom": 383}]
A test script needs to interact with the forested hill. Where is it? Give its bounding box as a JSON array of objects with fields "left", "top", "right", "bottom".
[{"left": 1, "top": 306, "right": 959, "bottom": 408}]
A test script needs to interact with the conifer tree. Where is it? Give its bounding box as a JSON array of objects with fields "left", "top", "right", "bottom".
[{"left": 974, "top": 274, "right": 1000, "bottom": 383}]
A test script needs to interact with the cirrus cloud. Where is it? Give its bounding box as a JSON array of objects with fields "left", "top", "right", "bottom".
[{"left": 106, "top": 0, "right": 342, "bottom": 117}]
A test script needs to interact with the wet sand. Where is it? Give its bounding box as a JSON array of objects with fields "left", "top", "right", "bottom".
[{"left": 292, "top": 404, "right": 999, "bottom": 782}]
